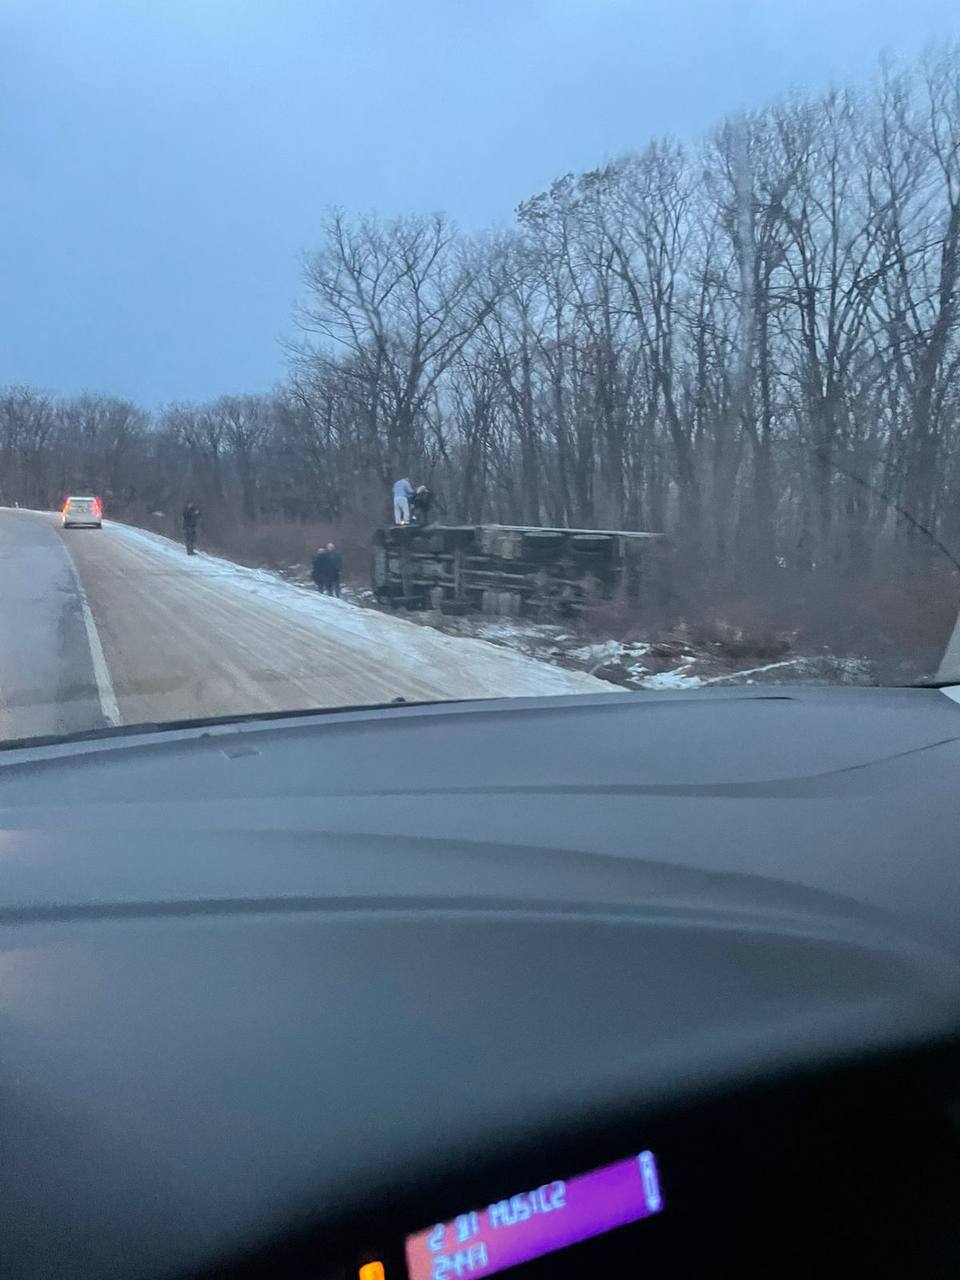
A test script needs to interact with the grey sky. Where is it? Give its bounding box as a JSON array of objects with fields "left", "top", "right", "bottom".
[{"left": 4, "top": 0, "right": 959, "bottom": 406}]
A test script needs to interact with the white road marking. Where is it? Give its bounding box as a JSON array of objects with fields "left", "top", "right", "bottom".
[
  {"left": 49, "top": 512, "right": 121, "bottom": 726},
  {"left": 938, "top": 686, "right": 960, "bottom": 705},
  {"left": 74, "top": 573, "right": 121, "bottom": 727}
]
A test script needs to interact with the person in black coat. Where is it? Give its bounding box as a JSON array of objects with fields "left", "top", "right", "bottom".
[
  {"left": 325, "top": 542, "right": 343, "bottom": 597},
  {"left": 413, "top": 485, "right": 440, "bottom": 525},
  {"left": 181, "top": 503, "right": 200, "bottom": 555},
  {"left": 311, "top": 543, "right": 343, "bottom": 597}
]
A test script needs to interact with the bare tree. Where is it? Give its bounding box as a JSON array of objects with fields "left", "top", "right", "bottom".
[{"left": 295, "top": 211, "right": 491, "bottom": 477}]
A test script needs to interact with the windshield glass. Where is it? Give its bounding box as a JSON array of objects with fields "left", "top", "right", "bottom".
[{"left": 4, "top": 2, "right": 960, "bottom": 744}]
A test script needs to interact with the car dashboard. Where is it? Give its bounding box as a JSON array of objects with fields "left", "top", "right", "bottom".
[
  {"left": 207, "top": 1045, "right": 960, "bottom": 1280},
  {"left": 1, "top": 688, "right": 959, "bottom": 1280}
]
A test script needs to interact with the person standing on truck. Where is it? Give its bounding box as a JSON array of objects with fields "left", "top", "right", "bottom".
[
  {"left": 393, "top": 477, "right": 414, "bottom": 525},
  {"left": 181, "top": 502, "right": 200, "bottom": 555}
]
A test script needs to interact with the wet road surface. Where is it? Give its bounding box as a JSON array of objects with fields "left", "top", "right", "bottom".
[{"left": 0, "top": 510, "right": 106, "bottom": 740}]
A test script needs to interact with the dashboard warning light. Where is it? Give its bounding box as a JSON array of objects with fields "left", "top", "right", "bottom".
[{"left": 359, "top": 1263, "right": 385, "bottom": 1280}]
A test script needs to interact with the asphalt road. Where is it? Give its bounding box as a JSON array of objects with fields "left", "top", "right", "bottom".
[
  {"left": 0, "top": 509, "right": 106, "bottom": 740},
  {"left": 0, "top": 509, "right": 607, "bottom": 741}
]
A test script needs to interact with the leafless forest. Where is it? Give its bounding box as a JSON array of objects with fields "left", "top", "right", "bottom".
[{"left": 4, "top": 52, "right": 960, "bottom": 667}]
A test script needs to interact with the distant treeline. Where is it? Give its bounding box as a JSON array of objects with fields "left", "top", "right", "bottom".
[{"left": 4, "top": 48, "right": 960, "bottom": 653}]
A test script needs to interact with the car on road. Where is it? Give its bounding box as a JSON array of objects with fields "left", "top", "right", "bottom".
[{"left": 61, "top": 495, "right": 102, "bottom": 528}]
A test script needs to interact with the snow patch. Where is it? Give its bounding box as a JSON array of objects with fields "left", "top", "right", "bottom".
[
  {"left": 567, "top": 640, "right": 626, "bottom": 664},
  {"left": 639, "top": 668, "right": 704, "bottom": 690},
  {"left": 703, "top": 659, "right": 803, "bottom": 684}
]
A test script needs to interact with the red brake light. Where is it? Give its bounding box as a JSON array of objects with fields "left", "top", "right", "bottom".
[{"left": 93, "top": 498, "right": 102, "bottom": 513}]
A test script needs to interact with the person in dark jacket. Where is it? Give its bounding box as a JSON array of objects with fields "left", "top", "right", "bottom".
[
  {"left": 311, "top": 543, "right": 343, "bottom": 597},
  {"left": 410, "top": 485, "right": 434, "bottom": 526},
  {"left": 325, "top": 542, "right": 343, "bottom": 597},
  {"left": 181, "top": 503, "right": 200, "bottom": 555}
]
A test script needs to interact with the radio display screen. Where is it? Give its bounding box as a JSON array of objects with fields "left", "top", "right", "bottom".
[{"left": 405, "top": 1150, "right": 663, "bottom": 1280}]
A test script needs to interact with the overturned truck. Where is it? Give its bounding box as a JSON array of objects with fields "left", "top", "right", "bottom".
[{"left": 372, "top": 523, "right": 663, "bottom": 618}]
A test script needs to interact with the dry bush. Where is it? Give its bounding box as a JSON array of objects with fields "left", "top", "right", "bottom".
[
  {"left": 219, "top": 520, "right": 337, "bottom": 571},
  {"left": 577, "top": 595, "right": 650, "bottom": 644},
  {"left": 795, "top": 561, "right": 957, "bottom": 679},
  {"left": 577, "top": 539, "right": 958, "bottom": 680}
]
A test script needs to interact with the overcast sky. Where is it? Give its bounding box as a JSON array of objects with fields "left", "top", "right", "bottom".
[{"left": 3, "top": 0, "right": 959, "bottom": 406}]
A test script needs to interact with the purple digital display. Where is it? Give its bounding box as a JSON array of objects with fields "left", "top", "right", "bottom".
[{"left": 405, "top": 1150, "right": 663, "bottom": 1280}]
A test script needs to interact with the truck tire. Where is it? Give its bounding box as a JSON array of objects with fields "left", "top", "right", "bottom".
[
  {"left": 570, "top": 534, "right": 612, "bottom": 556},
  {"left": 522, "top": 531, "right": 565, "bottom": 561},
  {"left": 372, "top": 547, "right": 389, "bottom": 592}
]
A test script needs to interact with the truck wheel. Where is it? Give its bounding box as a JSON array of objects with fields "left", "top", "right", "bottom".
[{"left": 570, "top": 534, "right": 612, "bottom": 555}]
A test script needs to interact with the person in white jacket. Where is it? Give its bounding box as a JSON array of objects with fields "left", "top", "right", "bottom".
[{"left": 393, "top": 477, "right": 414, "bottom": 524}]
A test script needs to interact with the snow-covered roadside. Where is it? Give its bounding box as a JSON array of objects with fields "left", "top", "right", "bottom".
[{"left": 102, "top": 521, "right": 615, "bottom": 699}]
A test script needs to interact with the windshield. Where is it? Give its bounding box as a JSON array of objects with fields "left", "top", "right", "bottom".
[{"left": 4, "top": 2, "right": 960, "bottom": 744}]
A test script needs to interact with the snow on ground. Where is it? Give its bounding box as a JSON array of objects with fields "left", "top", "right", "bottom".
[
  {"left": 472, "top": 619, "right": 562, "bottom": 646},
  {"left": 629, "top": 651, "right": 874, "bottom": 689},
  {"left": 702, "top": 660, "right": 805, "bottom": 685},
  {"left": 566, "top": 640, "right": 636, "bottom": 667},
  {"left": 642, "top": 667, "right": 705, "bottom": 690},
  {"left": 389, "top": 609, "right": 876, "bottom": 692},
  {"left": 104, "top": 521, "right": 614, "bottom": 700}
]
